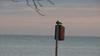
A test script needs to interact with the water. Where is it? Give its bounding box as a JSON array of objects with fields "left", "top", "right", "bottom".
[{"left": 0, "top": 35, "right": 100, "bottom": 56}]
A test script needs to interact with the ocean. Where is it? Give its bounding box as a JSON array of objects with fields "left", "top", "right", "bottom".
[{"left": 0, "top": 35, "right": 100, "bottom": 56}]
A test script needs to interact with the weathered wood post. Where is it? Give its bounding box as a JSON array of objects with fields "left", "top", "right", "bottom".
[{"left": 55, "top": 20, "right": 65, "bottom": 56}]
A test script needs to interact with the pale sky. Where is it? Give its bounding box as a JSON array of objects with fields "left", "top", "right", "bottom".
[{"left": 0, "top": 0, "right": 100, "bottom": 36}]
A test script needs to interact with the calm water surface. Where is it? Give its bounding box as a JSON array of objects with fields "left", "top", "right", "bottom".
[{"left": 0, "top": 35, "right": 100, "bottom": 56}]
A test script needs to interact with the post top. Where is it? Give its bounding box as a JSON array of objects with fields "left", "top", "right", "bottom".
[{"left": 56, "top": 20, "right": 62, "bottom": 25}]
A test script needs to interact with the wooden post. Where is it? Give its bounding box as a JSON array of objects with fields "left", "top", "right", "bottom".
[
  {"left": 55, "top": 20, "right": 64, "bottom": 56},
  {"left": 55, "top": 36, "right": 58, "bottom": 56},
  {"left": 55, "top": 25, "right": 59, "bottom": 56}
]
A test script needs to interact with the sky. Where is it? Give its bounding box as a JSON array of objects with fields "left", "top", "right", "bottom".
[{"left": 0, "top": 0, "right": 100, "bottom": 36}]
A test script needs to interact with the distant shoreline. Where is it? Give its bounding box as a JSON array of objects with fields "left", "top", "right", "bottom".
[{"left": 0, "top": 34, "right": 100, "bottom": 38}]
